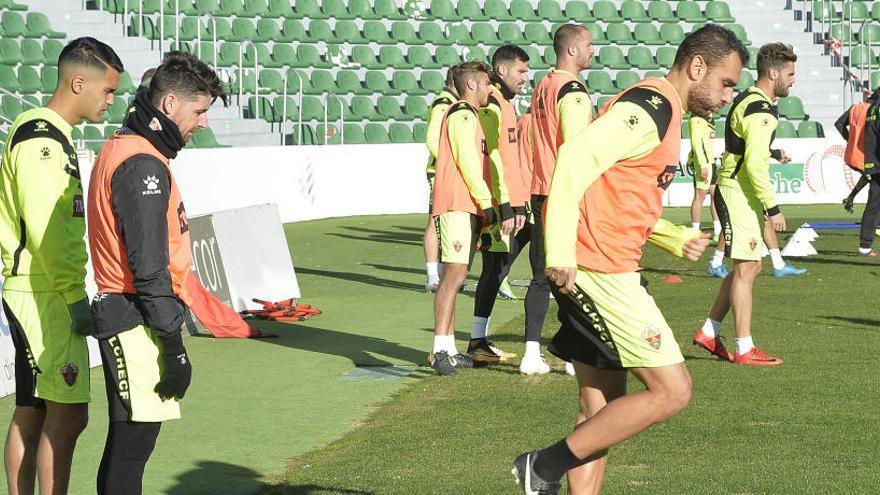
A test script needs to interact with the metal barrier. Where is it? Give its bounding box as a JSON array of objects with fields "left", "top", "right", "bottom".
[
  {"left": 322, "top": 93, "right": 345, "bottom": 145},
  {"left": 196, "top": 12, "right": 218, "bottom": 71},
  {"left": 281, "top": 70, "right": 304, "bottom": 146},
  {"left": 239, "top": 40, "right": 259, "bottom": 120}
]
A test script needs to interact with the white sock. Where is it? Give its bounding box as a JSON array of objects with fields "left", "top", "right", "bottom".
[
  {"left": 735, "top": 336, "right": 754, "bottom": 355},
  {"left": 471, "top": 316, "right": 489, "bottom": 339},
  {"left": 426, "top": 262, "right": 439, "bottom": 279},
  {"left": 432, "top": 335, "right": 446, "bottom": 354},
  {"left": 524, "top": 340, "right": 541, "bottom": 359},
  {"left": 713, "top": 221, "right": 722, "bottom": 235},
  {"left": 701, "top": 318, "right": 722, "bottom": 338},
  {"left": 691, "top": 222, "right": 701, "bottom": 230},
  {"left": 769, "top": 248, "right": 785, "bottom": 270},
  {"left": 859, "top": 247, "right": 873, "bottom": 254},
  {"left": 710, "top": 248, "right": 725, "bottom": 268},
  {"left": 445, "top": 335, "right": 459, "bottom": 355}
]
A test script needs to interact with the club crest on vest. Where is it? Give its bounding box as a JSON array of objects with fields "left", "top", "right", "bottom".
[{"left": 60, "top": 363, "right": 78, "bottom": 387}]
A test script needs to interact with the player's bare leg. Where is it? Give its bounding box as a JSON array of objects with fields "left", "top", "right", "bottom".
[
  {"left": 566, "top": 362, "right": 627, "bottom": 495},
  {"left": 690, "top": 188, "right": 708, "bottom": 228},
  {"left": 5, "top": 406, "right": 45, "bottom": 495},
  {"left": 35, "top": 402, "right": 87, "bottom": 495},
  {"left": 431, "top": 263, "right": 469, "bottom": 374},
  {"left": 764, "top": 219, "right": 806, "bottom": 277}
]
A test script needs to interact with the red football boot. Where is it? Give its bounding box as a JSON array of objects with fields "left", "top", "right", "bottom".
[
  {"left": 692, "top": 330, "right": 734, "bottom": 362},
  {"left": 734, "top": 347, "right": 783, "bottom": 366}
]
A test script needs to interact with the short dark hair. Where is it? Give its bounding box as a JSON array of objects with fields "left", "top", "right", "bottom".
[
  {"left": 149, "top": 51, "right": 228, "bottom": 107},
  {"left": 445, "top": 64, "right": 458, "bottom": 88},
  {"left": 553, "top": 24, "right": 588, "bottom": 57},
  {"left": 453, "top": 61, "right": 490, "bottom": 95},
  {"left": 673, "top": 24, "right": 749, "bottom": 71},
  {"left": 491, "top": 44, "right": 529, "bottom": 71},
  {"left": 58, "top": 37, "right": 124, "bottom": 75},
  {"left": 756, "top": 42, "right": 797, "bottom": 78},
  {"left": 140, "top": 67, "right": 157, "bottom": 88}
]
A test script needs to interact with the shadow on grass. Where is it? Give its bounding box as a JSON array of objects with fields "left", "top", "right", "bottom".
[
  {"left": 295, "top": 266, "right": 424, "bottom": 292},
  {"left": 325, "top": 225, "right": 422, "bottom": 247},
  {"left": 820, "top": 315, "right": 880, "bottom": 330},
  {"left": 165, "top": 460, "right": 375, "bottom": 495}
]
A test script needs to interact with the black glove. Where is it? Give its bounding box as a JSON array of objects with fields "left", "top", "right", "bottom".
[
  {"left": 512, "top": 205, "right": 527, "bottom": 217},
  {"left": 482, "top": 207, "right": 497, "bottom": 227},
  {"left": 67, "top": 298, "right": 95, "bottom": 336},
  {"left": 498, "top": 202, "right": 514, "bottom": 222},
  {"left": 154, "top": 333, "right": 192, "bottom": 401}
]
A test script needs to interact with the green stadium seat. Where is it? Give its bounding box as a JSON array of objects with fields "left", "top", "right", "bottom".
[
  {"left": 1, "top": 95, "right": 23, "bottom": 120},
  {"left": 676, "top": 1, "right": 705, "bottom": 22},
  {"left": 429, "top": 0, "right": 460, "bottom": 21},
  {"left": 348, "top": 0, "right": 378, "bottom": 19},
  {"left": 873, "top": 3, "right": 880, "bottom": 22},
  {"left": 510, "top": 0, "right": 538, "bottom": 21},
  {"left": 365, "top": 123, "right": 390, "bottom": 144},
  {"left": 283, "top": 69, "right": 305, "bottom": 94},
  {"left": 859, "top": 24, "right": 880, "bottom": 46},
  {"left": 706, "top": 1, "right": 735, "bottom": 22},
  {"left": 648, "top": 1, "right": 677, "bottom": 22},
  {"left": 775, "top": 120, "right": 797, "bottom": 138},
  {"left": 338, "top": 70, "right": 369, "bottom": 95},
  {"left": 258, "top": 70, "right": 285, "bottom": 94},
  {"left": 0, "top": 65, "right": 19, "bottom": 92},
  {"left": 645, "top": 70, "right": 666, "bottom": 79},
  {"left": 0, "top": 40, "right": 21, "bottom": 66},
  {"left": 195, "top": 0, "right": 219, "bottom": 13},
  {"left": 343, "top": 123, "right": 366, "bottom": 144},
  {"left": 747, "top": 47, "right": 758, "bottom": 70},
  {"left": 593, "top": 1, "right": 622, "bottom": 22},
  {"left": 542, "top": 46, "right": 557, "bottom": 68},
  {"left": 532, "top": 70, "right": 548, "bottom": 87},
  {"left": 281, "top": 20, "right": 305, "bottom": 42},
  {"left": 230, "top": 18, "right": 257, "bottom": 42},
  {"left": 407, "top": 46, "right": 438, "bottom": 69},
  {"left": 292, "top": 0, "right": 325, "bottom": 19},
  {"left": 266, "top": 0, "right": 294, "bottom": 18},
  {"left": 26, "top": 13, "right": 66, "bottom": 39},
  {"left": 713, "top": 118, "right": 725, "bottom": 131},
  {"left": 1, "top": 11, "right": 27, "bottom": 37},
  {"left": 419, "top": 23, "right": 450, "bottom": 45},
  {"left": 812, "top": 0, "right": 839, "bottom": 22},
  {"left": 0, "top": 0, "right": 27, "bottom": 11},
  {"left": 394, "top": 72, "right": 423, "bottom": 96},
  {"left": 420, "top": 71, "right": 445, "bottom": 93},
  {"left": 18, "top": 66, "right": 41, "bottom": 94},
  {"left": 651, "top": 48, "right": 675, "bottom": 72},
  {"left": 483, "top": 0, "right": 514, "bottom": 21},
  {"left": 249, "top": 96, "right": 276, "bottom": 123},
  {"left": 375, "top": 0, "right": 406, "bottom": 20},
  {"left": 717, "top": 104, "right": 731, "bottom": 118},
  {"left": 380, "top": 46, "right": 411, "bottom": 69},
  {"left": 268, "top": 44, "right": 295, "bottom": 69},
  {"left": 661, "top": 23, "right": 686, "bottom": 45},
  {"left": 873, "top": 71, "right": 880, "bottom": 90},
  {"left": 207, "top": 18, "right": 232, "bottom": 41},
  {"left": 587, "top": 71, "right": 614, "bottom": 95},
  {"left": 777, "top": 96, "right": 807, "bottom": 120},
  {"left": 499, "top": 23, "right": 524, "bottom": 44},
  {"left": 472, "top": 23, "right": 500, "bottom": 46},
  {"left": 345, "top": 96, "right": 370, "bottom": 121},
  {"left": 457, "top": 0, "right": 488, "bottom": 21},
  {"left": 167, "top": 0, "right": 197, "bottom": 15},
  {"left": 377, "top": 96, "right": 405, "bottom": 120},
  {"left": 105, "top": 98, "right": 129, "bottom": 123},
  {"left": 584, "top": 23, "right": 608, "bottom": 45},
  {"left": 736, "top": 71, "right": 755, "bottom": 91},
  {"left": 104, "top": 125, "right": 120, "bottom": 139},
  {"left": 239, "top": 0, "right": 269, "bottom": 16},
  {"left": 364, "top": 21, "right": 392, "bottom": 44},
  {"left": 413, "top": 122, "right": 428, "bottom": 142},
  {"left": 524, "top": 23, "right": 552, "bottom": 46},
  {"left": 299, "top": 96, "right": 323, "bottom": 121},
  {"left": 321, "top": 0, "right": 352, "bottom": 19},
  {"left": 850, "top": 46, "right": 878, "bottom": 69},
  {"left": 633, "top": 24, "right": 663, "bottom": 45},
  {"left": 464, "top": 46, "right": 487, "bottom": 62},
  {"left": 216, "top": 42, "right": 240, "bottom": 68},
  {"left": 391, "top": 21, "right": 417, "bottom": 44},
  {"left": 41, "top": 66, "right": 58, "bottom": 93},
  {"left": 628, "top": 46, "right": 660, "bottom": 69},
  {"left": 537, "top": 0, "right": 566, "bottom": 22},
  {"left": 234, "top": 70, "right": 258, "bottom": 95},
  {"left": 389, "top": 123, "right": 414, "bottom": 143},
  {"left": 446, "top": 24, "right": 474, "bottom": 46},
  {"left": 831, "top": 24, "right": 855, "bottom": 44},
  {"left": 435, "top": 46, "right": 461, "bottom": 67},
  {"left": 565, "top": 1, "right": 594, "bottom": 22},
  {"left": 607, "top": 23, "right": 637, "bottom": 45},
  {"left": 296, "top": 45, "right": 330, "bottom": 69},
  {"left": 306, "top": 19, "right": 335, "bottom": 43},
  {"left": 20, "top": 40, "right": 44, "bottom": 66},
  {"left": 335, "top": 21, "right": 363, "bottom": 44},
  {"left": 217, "top": 0, "right": 244, "bottom": 17},
  {"left": 404, "top": 95, "right": 429, "bottom": 119},
  {"left": 271, "top": 96, "right": 296, "bottom": 122},
  {"left": 621, "top": 0, "right": 650, "bottom": 22},
  {"left": 366, "top": 71, "right": 394, "bottom": 95},
  {"left": 350, "top": 46, "right": 381, "bottom": 70},
  {"left": 191, "top": 128, "right": 226, "bottom": 148},
  {"left": 798, "top": 120, "right": 824, "bottom": 138},
  {"left": 728, "top": 24, "right": 751, "bottom": 45},
  {"left": 254, "top": 19, "right": 282, "bottom": 43},
  {"left": 83, "top": 125, "right": 103, "bottom": 142},
  {"left": 287, "top": 124, "right": 315, "bottom": 145},
  {"left": 614, "top": 71, "right": 641, "bottom": 91},
  {"left": 314, "top": 124, "right": 340, "bottom": 145},
  {"left": 597, "top": 46, "right": 628, "bottom": 70},
  {"left": 244, "top": 43, "right": 270, "bottom": 67},
  {"left": 520, "top": 45, "right": 545, "bottom": 69}
]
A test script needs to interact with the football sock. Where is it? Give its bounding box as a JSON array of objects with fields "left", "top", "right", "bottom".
[
  {"left": 471, "top": 316, "right": 489, "bottom": 339},
  {"left": 713, "top": 221, "right": 722, "bottom": 236},
  {"left": 533, "top": 439, "right": 583, "bottom": 482},
  {"left": 859, "top": 247, "right": 873, "bottom": 254},
  {"left": 691, "top": 222, "right": 700, "bottom": 230},
  {"left": 769, "top": 248, "right": 785, "bottom": 270},
  {"left": 735, "top": 336, "right": 754, "bottom": 355},
  {"left": 524, "top": 340, "right": 541, "bottom": 359},
  {"left": 701, "top": 318, "right": 722, "bottom": 338},
  {"left": 97, "top": 421, "right": 161, "bottom": 495},
  {"left": 426, "top": 262, "right": 439, "bottom": 280},
  {"left": 432, "top": 336, "right": 446, "bottom": 354},
  {"left": 444, "top": 335, "right": 460, "bottom": 355},
  {"left": 710, "top": 249, "right": 725, "bottom": 268}
]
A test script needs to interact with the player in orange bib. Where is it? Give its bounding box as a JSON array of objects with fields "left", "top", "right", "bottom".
[{"left": 512, "top": 25, "right": 747, "bottom": 495}]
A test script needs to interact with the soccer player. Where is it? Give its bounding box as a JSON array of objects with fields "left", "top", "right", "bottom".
[
  {"left": 689, "top": 113, "right": 729, "bottom": 278},
  {"left": 523, "top": 24, "right": 594, "bottom": 374},
  {"left": 835, "top": 89, "right": 880, "bottom": 255},
  {"left": 0, "top": 37, "right": 122, "bottom": 495},
  {"left": 512, "top": 24, "right": 745, "bottom": 494},
  {"left": 423, "top": 67, "right": 459, "bottom": 291},
  {"left": 696, "top": 43, "right": 797, "bottom": 367},
  {"left": 87, "top": 51, "right": 227, "bottom": 493},
  {"left": 429, "top": 61, "right": 497, "bottom": 376},
  {"left": 467, "top": 44, "right": 530, "bottom": 366}
]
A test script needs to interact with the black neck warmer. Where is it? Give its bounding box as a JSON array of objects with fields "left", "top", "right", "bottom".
[
  {"left": 491, "top": 73, "right": 516, "bottom": 101},
  {"left": 124, "top": 89, "right": 185, "bottom": 159}
]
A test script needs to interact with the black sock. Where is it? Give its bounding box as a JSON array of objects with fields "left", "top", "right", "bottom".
[
  {"left": 532, "top": 438, "right": 582, "bottom": 482},
  {"left": 97, "top": 421, "right": 162, "bottom": 495}
]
